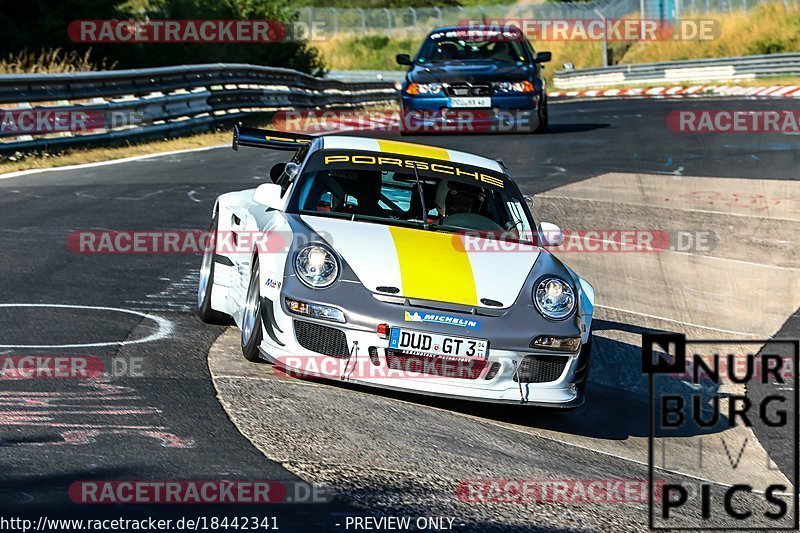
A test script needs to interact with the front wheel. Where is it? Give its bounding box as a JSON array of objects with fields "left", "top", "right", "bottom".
[
  {"left": 533, "top": 96, "right": 549, "bottom": 134},
  {"left": 197, "top": 215, "right": 228, "bottom": 324},
  {"left": 241, "top": 255, "right": 265, "bottom": 362}
]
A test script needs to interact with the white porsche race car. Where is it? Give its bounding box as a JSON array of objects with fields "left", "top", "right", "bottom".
[{"left": 198, "top": 127, "right": 595, "bottom": 408}]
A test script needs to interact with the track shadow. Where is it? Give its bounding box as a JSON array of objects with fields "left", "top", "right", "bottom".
[{"left": 543, "top": 122, "right": 611, "bottom": 135}]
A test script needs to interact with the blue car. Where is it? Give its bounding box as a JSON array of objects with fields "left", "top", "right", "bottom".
[{"left": 396, "top": 26, "right": 552, "bottom": 134}]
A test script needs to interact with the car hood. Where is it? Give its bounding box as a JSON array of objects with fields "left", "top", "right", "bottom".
[
  {"left": 408, "top": 61, "right": 532, "bottom": 85},
  {"left": 301, "top": 215, "right": 540, "bottom": 309}
]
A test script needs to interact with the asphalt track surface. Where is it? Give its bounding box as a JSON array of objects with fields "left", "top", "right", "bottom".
[{"left": 0, "top": 97, "right": 798, "bottom": 531}]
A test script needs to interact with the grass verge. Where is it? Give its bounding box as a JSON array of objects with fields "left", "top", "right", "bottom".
[{"left": 0, "top": 131, "right": 230, "bottom": 175}]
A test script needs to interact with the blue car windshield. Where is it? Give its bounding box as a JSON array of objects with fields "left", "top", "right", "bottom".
[{"left": 416, "top": 31, "right": 529, "bottom": 64}]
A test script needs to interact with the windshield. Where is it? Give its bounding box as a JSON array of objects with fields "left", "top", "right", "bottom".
[
  {"left": 416, "top": 30, "right": 529, "bottom": 64},
  {"left": 293, "top": 150, "right": 534, "bottom": 241}
]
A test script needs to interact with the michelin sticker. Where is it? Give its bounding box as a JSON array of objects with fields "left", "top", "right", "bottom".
[{"left": 404, "top": 311, "right": 480, "bottom": 329}]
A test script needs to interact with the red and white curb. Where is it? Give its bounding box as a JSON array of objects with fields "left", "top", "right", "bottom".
[{"left": 550, "top": 85, "right": 800, "bottom": 99}]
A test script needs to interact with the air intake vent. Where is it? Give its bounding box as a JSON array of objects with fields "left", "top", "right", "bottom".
[
  {"left": 513, "top": 354, "right": 569, "bottom": 383},
  {"left": 376, "top": 286, "right": 400, "bottom": 294},
  {"left": 368, "top": 346, "right": 380, "bottom": 366},
  {"left": 484, "top": 362, "right": 501, "bottom": 380},
  {"left": 294, "top": 320, "right": 349, "bottom": 358}
]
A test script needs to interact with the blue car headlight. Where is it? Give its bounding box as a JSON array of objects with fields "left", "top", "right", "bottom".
[
  {"left": 406, "top": 82, "right": 443, "bottom": 95},
  {"left": 493, "top": 81, "right": 535, "bottom": 93}
]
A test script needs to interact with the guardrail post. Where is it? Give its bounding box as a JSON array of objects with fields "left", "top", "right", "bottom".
[
  {"left": 640, "top": 0, "right": 647, "bottom": 38},
  {"left": 358, "top": 8, "right": 366, "bottom": 33},
  {"left": 384, "top": 8, "right": 392, "bottom": 34},
  {"left": 594, "top": 8, "right": 609, "bottom": 67}
]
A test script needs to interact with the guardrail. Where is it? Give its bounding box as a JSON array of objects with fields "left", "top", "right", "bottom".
[
  {"left": 553, "top": 53, "right": 800, "bottom": 89},
  {"left": 0, "top": 63, "right": 398, "bottom": 155},
  {"left": 326, "top": 70, "right": 405, "bottom": 83}
]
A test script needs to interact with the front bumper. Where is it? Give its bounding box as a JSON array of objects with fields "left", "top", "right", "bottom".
[
  {"left": 400, "top": 93, "right": 541, "bottom": 133},
  {"left": 256, "top": 282, "right": 589, "bottom": 407}
]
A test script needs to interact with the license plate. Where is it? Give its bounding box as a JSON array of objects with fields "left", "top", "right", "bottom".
[
  {"left": 389, "top": 328, "right": 488, "bottom": 359},
  {"left": 449, "top": 97, "right": 491, "bottom": 108}
]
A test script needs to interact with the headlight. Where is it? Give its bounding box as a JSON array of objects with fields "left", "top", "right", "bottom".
[
  {"left": 406, "top": 82, "right": 442, "bottom": 95},
  {"left": 533, "top": 277, "right": 575, "bottom": 320},
  {"left": 294, "top": 245, "right": 339, "bottom": 288},
  {"left": 493, "top": 80, "right": 535, "bottom": 93}
]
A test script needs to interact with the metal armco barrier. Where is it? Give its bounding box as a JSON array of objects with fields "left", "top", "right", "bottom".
[
  {"left": 0, "top": 63, "right": 398, "bottom": 154},
  {"left": 553, "top": 53, "right": 800, "bottom": 89}
]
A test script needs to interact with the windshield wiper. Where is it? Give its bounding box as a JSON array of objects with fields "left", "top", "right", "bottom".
[{"left": 413, "top": 166, "right": 430, "bottom": 231}]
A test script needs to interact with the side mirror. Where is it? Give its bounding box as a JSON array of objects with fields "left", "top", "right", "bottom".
[
  {"left": 396, "top": 54, "right": 412, "bottom": 66},
  {"left": 534, "top": 51, "right": 552, "bottom": 63},
  {"left": 539, "top": 222, "right": 563, "bottom": 247},
  {"left": 285, "top": 162, "right": 300, "bottom": 180},
  {"left": 253, "top": 183, "right": 284, "bottom": 210},
  {"left": 269, "top": 162, "right": 286, "bottom": 183}
]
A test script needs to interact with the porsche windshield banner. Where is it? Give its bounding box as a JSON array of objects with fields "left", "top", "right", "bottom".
[{"left": 306, "top": 150, "right": 508, "bottom": 190}]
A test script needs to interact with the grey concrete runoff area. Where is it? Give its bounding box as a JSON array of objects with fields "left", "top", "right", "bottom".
[{"left": 1, "top": 97, "right": 798, "bottom": 531}]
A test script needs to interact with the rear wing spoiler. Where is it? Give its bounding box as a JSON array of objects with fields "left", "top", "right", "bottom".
[{"left": 232, "top": 126, "right": 315, "bottom": 152}]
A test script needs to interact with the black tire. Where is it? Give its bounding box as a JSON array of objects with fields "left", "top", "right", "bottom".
[
  {"left": 240, "top": 254, "right": 265, "bottom": 362},
  {"left": 533, "top": 95, "right": 549, "bottom": 134},
  {"left": 553, "top": 330, "right": 593, "bottom": 413},
  {"left": 197, "top": 215, "right": 228, "bottom": 324}
]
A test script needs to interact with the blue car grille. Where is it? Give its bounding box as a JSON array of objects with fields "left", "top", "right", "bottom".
[{"left": 444, "top": 83, "right": 492, "bottom": 97}]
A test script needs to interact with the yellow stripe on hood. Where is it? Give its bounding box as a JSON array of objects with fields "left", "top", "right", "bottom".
[
  {"left": 389, "top": 226, "right": 477, "bottom": 306},
  {"left": 377, "top": 139, "right": 450, "bottom": 161}
]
